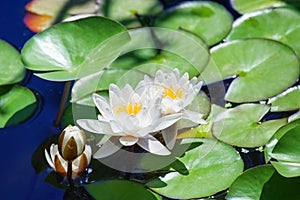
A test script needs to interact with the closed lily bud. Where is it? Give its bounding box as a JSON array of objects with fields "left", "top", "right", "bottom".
[
  {"left": 58, "top": 125, "right": 86, "bottom": 161},
  {"left": 45, "top": 144, "right": 92, "bottom": 179}
]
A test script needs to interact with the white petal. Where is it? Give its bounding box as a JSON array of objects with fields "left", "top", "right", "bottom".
[
  {"left": 162, "top": 123, "right": 178, "bottom": 149},
  {"left": 162, "top": 97, "right": 182, "bottom": 113},
  {"left": 121, "top": 84, "right": 135, "bottom": 102},
  {"left": 119, "top": 136, "right": 139, "bottom": 146},
  {"left": 110, "top": 120, "right": 124, "bottom": 134},
  {"left": 76, "top": 119, "right": 115, "bottom": 135},
  {"left": 93, "top": 137, "right": 122, "bottom": 159},
  {"left": 137, "top": 135, "right": 170, "bottom": 155},
  {"left": 194, "top": 82, "right": 202, "bottom": 94},
  {"left": 45, "top": 148, "right": 55, "bottom": 169},
  {"left": 109, "top": 84, "right": 122, "bottom": 98},
  {"left": 173, "top": 68, "right": 181, "bottom": 79},
  {"left": 49, "top": 144, "right": 59, "bottom": 162},
  {"left": 179, "top": 72, "right": 189, "bottom": 85},
  {"left": 93, "top": 93, "right": 113, "bottom": 120},
  {"left": 83, "top": 145, "right": 92, "bottom": 164},
  {"left": 150, "top": 113, "right": 182, "bottom": 134},
  {"left": 182, "top": 109, "right": 207, "bottom": 124},
  {"left": 110, "top": 91, "right": 124, "bottom": 111}
]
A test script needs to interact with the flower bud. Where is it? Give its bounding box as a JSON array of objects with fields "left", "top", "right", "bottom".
[
  {"left": 58, "top": 125, "right": 86, "bottom": 161},
  {"left": 45, "top": 144, "right": 92, "bottom": 179}
]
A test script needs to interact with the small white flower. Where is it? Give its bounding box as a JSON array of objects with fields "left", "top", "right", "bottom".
[
  {"left": 77, "top": 84, "right": 181, "bottom": 158},
  {"left": 138, "top": 68, "right": 207, "bottom": 149},
  {"left": 45, "top": 144, "right": 92, "bottom": 179}
]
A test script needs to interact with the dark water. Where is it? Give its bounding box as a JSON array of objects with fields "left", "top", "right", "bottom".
[{"left": 0, "top": 1, "right": 65, "bottom": 199}]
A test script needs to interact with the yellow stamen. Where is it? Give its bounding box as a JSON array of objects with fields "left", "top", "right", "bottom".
[
  {"left": 116, "top": 102, "right": 142, "bottom": 115},
  {"left": 163, "top": 87, "right": 184, "bottom": 99}
]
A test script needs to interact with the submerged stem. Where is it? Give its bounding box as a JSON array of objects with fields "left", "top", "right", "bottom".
[
  {"left": 67, "top": 161, "right": 74, "bottom": 189},
  {"left": 54, "top": 81, "right": 71, "bottom": 127}
]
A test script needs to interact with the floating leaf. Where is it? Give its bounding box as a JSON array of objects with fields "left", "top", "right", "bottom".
[
  {"left": 0, "top": 40, "right": 25, "bottom": 86},
  {"left": 103, "top": 0, "right": 163, "bottom": 27},
  {"left": 213, "top": 104, "right": 287, "bottom": 147},
  {"left": 271, "top": 161, "right": 300, "bottom": 178},
  {"left": 71, "top": 68, "right": 145, "bottom": 106},
  {"left": 154, "top": 1, "right": 233, "bottom": 46},
  {"left": 86, "top": 180, "right": 160, "bottom": 200},
  {"left": 271, "top": 125, "right": 300, "bottom": 163},
  {"left": 268, "top": 85, "right": 300, "bottom": 112},
  {"left": 149, "top": 138, "right": 243, "bottom": 199},
  {"left": 121, "top": 27, "right": 209, "bottom": 77},
  {"left": 226, "top": 165, "right": 300, "bottom": 199},
  {"left": 264, "top": 118, "right": 300, "bottom": 162},
  {"left": 0, "top": 85, "right": 37, "bottom": 128},
  {"left": 202, "top": 39, "right": 299, "bottom": 103},
  {"left": 230, "top": 0, "right": 285, "bottom": 14},
  {"left": 269, "top": 124, "right": 300, "bottom": 177},
  {"left": 226, "top": 7, "right": 300, "bottom": 57},
  {"left": 22, "top": 17, "right": 129, "bottom": 81}
]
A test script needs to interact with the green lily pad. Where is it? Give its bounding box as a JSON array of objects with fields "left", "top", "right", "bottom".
[
  {"left": 271, "top": 161, "right": 300, "bottom": 178},
  {"left": 271, "top": 125, "right": 300, "bottom": 162},
  {"left": 119, "top": 27, "right": 209, "bottom": 77},
  {"left": 0, "top": 40, "right": 25, "bottom": 86},
  {"left": 268, "top": 85, "right": 300, "bottom": 112},
  {"left": 226, "top": 7, "right": 300, "bottom": 57},
  {"left": 226, "top": 165, "right": 300, "bottom": 200},
  {"left": 270, "top": 124, "right": 300, "bottom": 176},
  {"left": 0, "top": 85, "right": 37, "bottom": 128},
  {"left": 213, "top": 104, "right": 287, "bottom": 147},
  {"left": 86, "top": 180, "right": 160, "bottom": 200},
  {"left": 202, "top": 39, "right": 299, "bottom": 103},
  {"left": 71, "top": 68, "right": 145, "bottom": 106},
  {"left": 230, "top": 0, "right": 285, "bottom": 14},
  {"left": 21, "top": 16, "right": 129, "bottom": 81},
  {"left": 264, "top": 118, "right": 300, "bottom": 162},
  {"left": 149, "top": 138, "right": 243, "bottom": 199},
  {"left": 103, "top": 0, "right": 163, "bottom": 27},
  {"left": 154, "top": 1, "right": 233, "bottom": 46}
]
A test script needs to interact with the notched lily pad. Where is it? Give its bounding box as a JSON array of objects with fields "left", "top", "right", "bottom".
[
  {"left": 0, "top": 85, "right": 37, "bottom": 128},
  {"left": 227, "top": 7, "right": 300, "bottom": 57},
  {"left": 227, "top": 165, "right": 300, "bottom": 200},
  {"left": 213, "top": 104, "right": 287, "bottom": 147},
  {"left": 269, "top": 124, "right": 300, "bottom": 177},
  {"left": 103, "top": 0, "right": 163, "bottom": 27},
  {"left": 149, "top": 138, "right": 243, "bottom": 199},
  {"left": 154, "top": 1, "right": 233, "bottom": 46},
  {"left": 268, "top": 85, "right": 300, "bottom": 112},
  {"left": 264, "top": 118, "right": 300, "bottom": 162},
  {"left": 21, "top": 16, "right": 129, "bottom": 81},
  {"left": 0, "top": 40, "right": 25, "bottom": 86},
  {"left": 202, "top": 38, "right": 299, "bottom": 103}
]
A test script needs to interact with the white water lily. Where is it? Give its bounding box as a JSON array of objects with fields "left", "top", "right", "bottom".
[
  {"left": 45, "top": 144, "right": 92, "bottom": 179},
  {"left": 138, "top": 68, "right": 207, "bottom": 149},
  {"left": 77, "top": 84, "right": 181, "bottom": 158}
]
